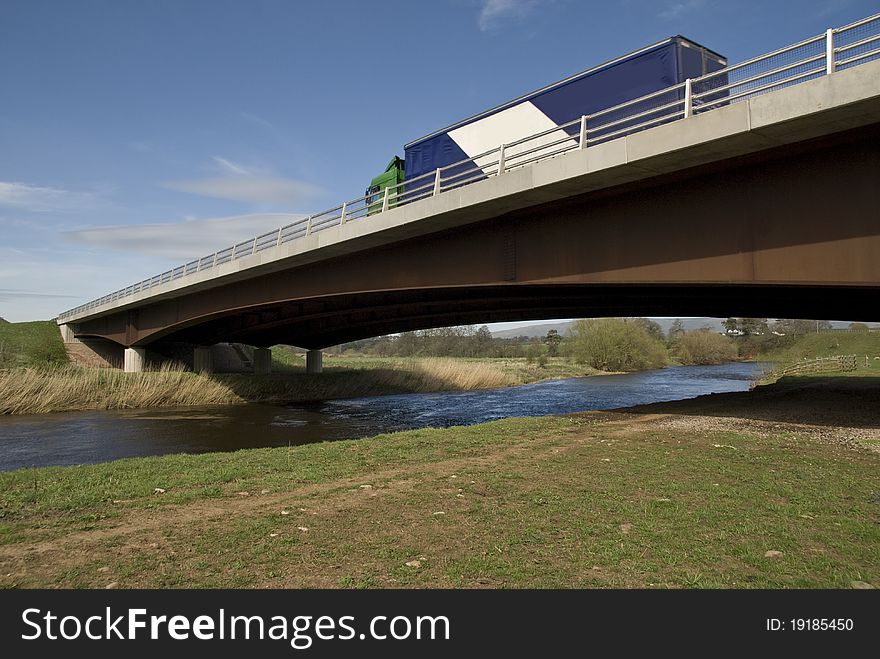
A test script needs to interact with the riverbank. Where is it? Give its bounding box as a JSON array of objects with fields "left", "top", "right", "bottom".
[
  {"left": 0, "top": 376, "right": 876, "bottom": 588},
  {"left": 0, "top": 357, "right": 600, "bottom": 415}
]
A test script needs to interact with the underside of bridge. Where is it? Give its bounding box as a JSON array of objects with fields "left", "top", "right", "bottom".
[{"left": 71, "top": 124, "right": 880, "bottom": 352}]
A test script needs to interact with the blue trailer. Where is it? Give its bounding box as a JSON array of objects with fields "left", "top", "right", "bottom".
[{"left": 366, "top": 36, "right": 726, "bottom": 202}]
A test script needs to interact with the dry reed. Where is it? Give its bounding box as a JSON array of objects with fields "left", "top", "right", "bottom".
[
  {"left": 0, "top": 364, "right": 244, "bottom": 415},
  {"left": 0, "top": 358, "right": 516, "bottom": 415}
]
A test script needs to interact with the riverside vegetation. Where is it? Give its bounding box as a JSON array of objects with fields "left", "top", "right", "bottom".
[{"left": 2, "top": 318, "right": 878, "bottom": 415}]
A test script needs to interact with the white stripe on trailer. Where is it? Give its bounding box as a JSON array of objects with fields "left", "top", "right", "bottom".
[{"left": 448, "top": 101, "right": 578, "bottom": 174}]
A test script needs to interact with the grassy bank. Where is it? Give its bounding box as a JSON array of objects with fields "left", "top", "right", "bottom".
[
  {"left": 0, "top": 378, "right": 876, "bottom": 588},
  {"left": 0, "top": 357, "right": 592, "bottom": 415},
  {"left": 0, "top": 320, "right": 67, "bottom": 368},
  {"left": 760, "top": 332, "right": 880, "bottom": 369},
  {"left": 757, "top": 332, "right": 880, "bottom": 383}
]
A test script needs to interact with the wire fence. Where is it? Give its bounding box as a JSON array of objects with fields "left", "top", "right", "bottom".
[{"left": 58, "top": 12, "right": 880, "bottom": 321}]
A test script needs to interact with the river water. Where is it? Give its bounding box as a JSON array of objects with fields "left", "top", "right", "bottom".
[{"left": 0, "top": 362, "right": 767, "bottom": 472}]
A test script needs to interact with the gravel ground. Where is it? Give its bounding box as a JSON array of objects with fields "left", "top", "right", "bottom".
[{"left": 618, "top": 376, "right": 880, "bottom": 452}]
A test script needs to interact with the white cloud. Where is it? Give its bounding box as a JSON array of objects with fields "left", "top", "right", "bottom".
[
  {"left": 212, "top": 156, "right": 253, "bottom": 176},
  {"left": 478, "top": 0, "right": 542, "bottom": 31},
  {"left": 163, "top": 176, "right": 321, "bottom": 205},
  {"left": 658, "top": 0, "right": 707, "bottom": 20},
  {"left": 0, "top": 289, "right": 78, "bottom": 301},
  {"left": 0, "top": 181, "right": 99, "bottom": 212},
  {"left": 162, "top": 157, "right": 322, "bottom": 206},
  {"left": 64, "top": 213, "right": 306, "bottom": 260}
]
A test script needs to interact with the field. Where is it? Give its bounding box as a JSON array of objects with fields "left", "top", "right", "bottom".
[{"left": 0, "top": 377, "right": 876, "bottom": 589}]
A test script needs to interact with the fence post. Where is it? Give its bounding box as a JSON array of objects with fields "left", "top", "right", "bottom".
[
  {"left": 381, "top": 187, "right": 390, "bottom": 212},
  {"left": 306, "top": 215, "right": 313, "bottom": 235},
  {"left": 275, "top": 227, "right": 282, "bottom": 247},
  {"left": 579, "top": 115, "right": 588, "bottom": 149},
  {"left": 339, "top": 202, "right": 347, "bottom": 225},
  {"left": 497, "top": 144, "right": 507, "bottom": 174},
  {"left": 826, "top": 28, "right": 835, "bottom": 75},
  {"left": 433, "top": 168, "right": 442, "bottom": 196},
  {"left": 684, "top": 78, "right": 693, "bottom": 118}
]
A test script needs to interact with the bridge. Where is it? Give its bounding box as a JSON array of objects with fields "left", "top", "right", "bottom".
[{"left": 57, "top": 15, "right": 880, "bottom": 373}]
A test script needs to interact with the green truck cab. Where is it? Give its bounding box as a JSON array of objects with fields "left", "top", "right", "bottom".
[{"left": 365, "top": 156, "right": 405, "bottom": 214}]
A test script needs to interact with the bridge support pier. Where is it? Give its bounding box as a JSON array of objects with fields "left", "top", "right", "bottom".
[
  {"left": 123, "top": 347, "right": 146, "bottom": 373},
  {"left": 253, "top": 348, "right": 272, "bottom": 375},
  {"left": 194, "top": 346, "right": 214, "bottom": 374},
  {"left": 306, "top": 350, "right": 323, "bottom": 374}
]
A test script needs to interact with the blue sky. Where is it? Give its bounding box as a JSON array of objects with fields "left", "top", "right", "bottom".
[{"left": 1, "top": 0, "right": 875, "bottom": 323}]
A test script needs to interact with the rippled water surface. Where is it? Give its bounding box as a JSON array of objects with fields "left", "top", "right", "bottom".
[{"left": 0, "top": 362, "right": 767, "bottom": 471}]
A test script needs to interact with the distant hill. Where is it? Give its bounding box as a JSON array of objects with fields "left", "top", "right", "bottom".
[
  {"left": 491, "top": 321, "right": 575, "bottom": 339},
  {"left": 0, "top": 317, "right": 8, "bottom": 324}
]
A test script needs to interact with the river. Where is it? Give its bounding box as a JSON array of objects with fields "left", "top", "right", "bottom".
[{"left": 0, "top": 362, "right": 767, "bottom": 471}]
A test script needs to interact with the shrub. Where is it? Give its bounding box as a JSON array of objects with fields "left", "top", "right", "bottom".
[
  {"left": 675, "top": 329, "right": 738, "bottom": 365},
  {"left": 568, "top": 318, "right": 667, "bottom": 372}
]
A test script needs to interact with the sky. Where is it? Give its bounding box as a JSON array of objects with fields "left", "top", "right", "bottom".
[{"left": 1, "top": 0, "right": 876, "bottom": 323}]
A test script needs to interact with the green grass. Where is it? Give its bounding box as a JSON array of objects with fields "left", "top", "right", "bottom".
[
  {"left": 0, "top": 391, "right": 876, "bottom": 589},
  {"left": 757, "top": 332, "right": 880, "bottom": 382},
  {"left": 761, "top": 332, "right": 880, "bottom": 367},
  {"left": 0, "top": 320, "right": 67, "bottom": 368},
  {"left": 269, "top": 345, "right": 305, "bottom": 372}
]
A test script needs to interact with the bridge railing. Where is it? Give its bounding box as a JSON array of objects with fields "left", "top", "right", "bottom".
[{"left": 58, "top": 12, "right": 880, "bottom": 322}]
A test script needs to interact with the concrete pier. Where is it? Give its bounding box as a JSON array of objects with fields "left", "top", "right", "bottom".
[
  {"left": 253, "top": 347, "right": 272, "bottom": 375},
  {"left": 306, "top": 349, "right": 323, "bottom": 374},
  {"left": 194, "top": 346, "right": 214, "bottom": 374},
  {"left": 123, "top": 347, "right": 146, "bottom": 373}
]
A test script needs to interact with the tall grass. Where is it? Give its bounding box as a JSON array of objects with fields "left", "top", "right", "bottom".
[
  {"left": 0, "top": 364, "right": 244, "bottom": 415},
  {"left": 0, "top": 358, "right": 517, "bottom": 415}
]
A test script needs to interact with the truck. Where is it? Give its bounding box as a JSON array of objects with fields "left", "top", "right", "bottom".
[{"left": 365, "top": 36, "right": 726, "bottom": 207}]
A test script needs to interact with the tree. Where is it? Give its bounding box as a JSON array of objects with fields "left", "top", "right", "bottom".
[
  {"left": 771, "top": 319, "right": 831, "bottom": 335},
  {"left": 771, "top": 319, "right": 809, "bottom": 335},
  {"left": 723, "top": 318, "right": 739, "bottom": 334},
  {"left": 675, "top": 329, "right": 738, "bottom": 365},
  {"left": 667, "top": 319, "right": 686, "bottom": 342},
  {"left": 848, "top": 322, "right": 869, "bottom": 332},
  {"left": 543, "top": 329, "right": 562, "bottom": 357},
  {"left": 632, "top": 318, "right": 664, "bottom": 342},
  {"left": 471, "top": 325, "right": 494, "bottom": 356},
  {"left": 569, "top": 318, "right": 667, "bottom": 372},
  {"left": 739, "top": 318, "right": 769, "bottom": 336},
  {"left": 525, "top": 341, "right": 542, "bottom": 364},
  {"left": 394, "top": 331, "right": 420, "bottom": 357}
]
